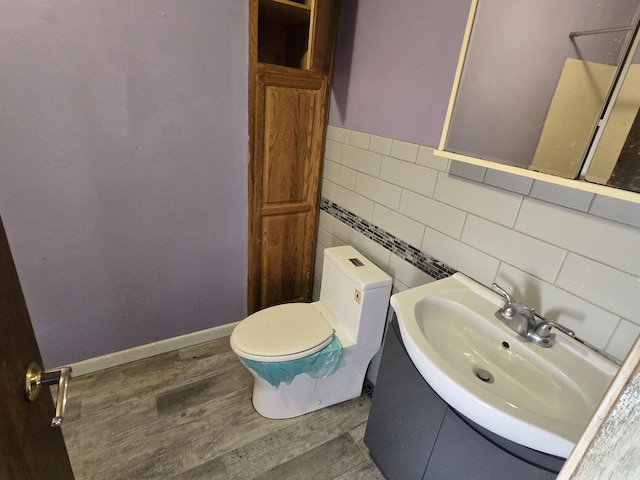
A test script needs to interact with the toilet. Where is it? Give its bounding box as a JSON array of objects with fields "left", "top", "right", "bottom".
[{"left": 230, "top": 245, "right": 392, "bottom": 419}]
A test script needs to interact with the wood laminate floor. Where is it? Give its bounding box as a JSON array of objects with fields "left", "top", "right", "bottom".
[{"left": 61, "top": 337, "right": 384, "bottom": 479}]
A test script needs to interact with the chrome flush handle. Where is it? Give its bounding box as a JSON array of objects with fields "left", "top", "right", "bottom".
[{"left": 26, "top": 363, "right": 72, "bottom": 427}]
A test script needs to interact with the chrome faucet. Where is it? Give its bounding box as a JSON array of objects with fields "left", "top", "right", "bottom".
[
  {"left": 491, "top": 283, "right": 536, "bottom": 339},
  {"left": 491, "top": 283, "right": 577, "bottom": 348},
  {"left": 491, "top": 283, "right": 621, "bottom": 363}
]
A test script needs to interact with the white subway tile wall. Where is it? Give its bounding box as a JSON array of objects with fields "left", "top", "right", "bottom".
[
  {"left": 461, "top": 215, "right": 566, "bottom": 283},
  {"left": 434, "top": 173, "right": 523, "bottom": 227},
  {"left": 335, "top": 186, "right": 374, "bottom": 221},
  {"left": 421, "top": 225, "right": 500, "bottom": 286},
  {"left": 484, "top": 169, "right": 534, "bottom": 195},
  {"left": 589, "top": 195, "right": 640, "bottom": 229},
  {"left": 355, "top": 173, "right": 401, "bottom": 210},
  {"left": 400, "top": 190, "right": 465, "bottom": 238},
  {"left": 529, "top": 181, "right": 594, "bottom": 212},
  {"left": 372, "top": 204, "right": 425, "bottom": 248},
  {"left": 314, "top": 126, "right": 640, "bottom": 362},
  {"left": 369, "top": 135, "right": 393, "bottom": 156},
  {"left": 380, "top": 156, "right": 438, "bottom": 197},
  {"left": 341, "top": 144, "right": 382, "bottom": 177},
  {"left": 390, "top": 139, "right": 419, "bottom": 163},
  {"left": 416, "top": 146, "right": 449, "bottom": 171},
  {"left": 515, "top": 198, "right": 640, "bottom": 276}
]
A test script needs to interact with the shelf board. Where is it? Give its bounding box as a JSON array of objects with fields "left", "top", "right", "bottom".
[
  {"left": 259, "top": 0, "right": 311, "bottom": 26},
  {"left": 434, "top": 149, "right": 640, "bottom": 204}
]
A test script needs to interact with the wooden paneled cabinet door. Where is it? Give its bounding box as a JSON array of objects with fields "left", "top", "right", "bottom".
[
  {"left": 248, "top": 0, "right": 338, "bottom": 313},
  {"left": 249, "top": 66, "right": 328, "bottom": 311}
]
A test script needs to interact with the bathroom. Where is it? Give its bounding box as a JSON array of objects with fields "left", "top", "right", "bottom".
[{"left": 1, "top": 0, "right": 639, "bottom": 478}]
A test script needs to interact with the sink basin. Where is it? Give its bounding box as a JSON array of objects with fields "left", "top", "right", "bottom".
[{"left": 390, "top": 273, "right": 617, "bottom": 458}]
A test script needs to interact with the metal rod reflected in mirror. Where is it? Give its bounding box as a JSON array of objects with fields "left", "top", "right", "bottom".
[{"left": 570, "top": 26, "right": 633, "bottom": 38}]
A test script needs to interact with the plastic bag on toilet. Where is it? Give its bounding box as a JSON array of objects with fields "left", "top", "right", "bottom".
[{"left": 239, "top": 336, "right": 345, "bottom": 388}]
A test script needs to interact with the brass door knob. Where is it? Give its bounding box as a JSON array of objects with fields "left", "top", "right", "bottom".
[{"left": 26, "top": 362, "right": 72, "bottom": 427}]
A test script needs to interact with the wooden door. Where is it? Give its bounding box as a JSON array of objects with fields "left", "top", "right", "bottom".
[
  {"left": 248, "top": 64, "right": 328, "bottom": 312},
  {"left": 307, "top": 0, "right": 339, "bottom": 74},
  {"left": 0, "top": 214, "right": 74, "bottom": 479}
]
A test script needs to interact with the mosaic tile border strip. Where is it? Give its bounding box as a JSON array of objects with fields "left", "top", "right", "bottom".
[{"left": 320, "top": 198, "right": 457, "bottom": 281}]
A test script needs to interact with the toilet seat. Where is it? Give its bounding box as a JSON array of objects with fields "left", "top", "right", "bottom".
[{"left": 231, "top": 303, "right": 334, "bottom": 362}]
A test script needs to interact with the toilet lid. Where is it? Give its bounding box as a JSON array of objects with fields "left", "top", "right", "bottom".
[{"left": 231, "top": 303, "right": 334, "bottom": 362}]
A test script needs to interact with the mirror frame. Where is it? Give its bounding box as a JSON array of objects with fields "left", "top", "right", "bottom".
[{"left": 435, "top": 0, "right": 640, "bottom": 205}]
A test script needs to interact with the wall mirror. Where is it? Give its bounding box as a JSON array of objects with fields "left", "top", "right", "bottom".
[{"left": 437, "top": 0, "right": 640, "bottom": 200}]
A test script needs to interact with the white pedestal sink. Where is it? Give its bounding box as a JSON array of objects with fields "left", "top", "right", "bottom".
[{"left": 391, "top": 273, "right": 618, "bottom": 458}]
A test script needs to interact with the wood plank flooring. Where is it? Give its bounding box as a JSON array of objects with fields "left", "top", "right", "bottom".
[{"left": 61, "top": 337, "right": 384, "bottom": 479}]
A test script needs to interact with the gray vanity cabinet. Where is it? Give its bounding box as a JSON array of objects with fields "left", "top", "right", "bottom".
[
  {"left": 364, "top": 318, "right": 449, "bottom": 479},
  {"left": 364, "top": 317, "right": 564, "bottom": 480}
]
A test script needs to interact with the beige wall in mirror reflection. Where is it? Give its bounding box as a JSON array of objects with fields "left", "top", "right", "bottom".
[{"left": 530, "top": 58, "right": 615, "bottom": 179}]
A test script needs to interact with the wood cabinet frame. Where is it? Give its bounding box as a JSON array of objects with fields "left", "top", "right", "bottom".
[{"left": 247, "top": 0, "right": 338, "bottom": 313}]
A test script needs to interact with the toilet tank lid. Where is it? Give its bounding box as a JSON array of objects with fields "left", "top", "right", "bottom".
[{"left": 324, "top": 246, "right": 392, "bottom": 291}]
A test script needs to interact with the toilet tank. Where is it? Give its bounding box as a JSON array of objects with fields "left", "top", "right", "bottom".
[{"left": 319, "top": 246, "right": 392, "bottom": 345}]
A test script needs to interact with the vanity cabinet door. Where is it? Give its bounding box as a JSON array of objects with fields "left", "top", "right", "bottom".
[
  {"left": 364, "top": 319, "right": 448, "bottom": 480},
  {"left": 423, "top": 409, "right": 557, "bottom": 480}
]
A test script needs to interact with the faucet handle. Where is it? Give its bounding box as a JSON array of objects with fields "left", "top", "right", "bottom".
[
  {"left": 491, "top": 283, "right": 515, "bottom": 307},
  {"left": 533, "top": 318, "right": 575, "bottom": 339},
  {"left": 491, "top": 283, "right": 518, "bottom": 320}
]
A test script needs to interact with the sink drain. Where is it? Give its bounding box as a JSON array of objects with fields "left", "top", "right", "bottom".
[{"left": 473, "top": 367, "right": 494, "bottom": 384}]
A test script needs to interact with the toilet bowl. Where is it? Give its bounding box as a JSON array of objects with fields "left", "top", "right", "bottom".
[{"left": 230, "top": 245, "right": 392, "bottom": 419}]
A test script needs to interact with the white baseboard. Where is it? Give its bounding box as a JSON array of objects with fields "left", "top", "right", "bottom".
[{"left": 65, "top": 322, "right": 239, "bottom": 377}]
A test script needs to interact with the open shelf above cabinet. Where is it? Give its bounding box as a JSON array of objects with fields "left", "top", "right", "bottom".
[
  {"left": 259, "top": 0, "right": 311, "bottom": 25},
  {"left": 258, "top": 0, "right": 312, "bottom": 69}
]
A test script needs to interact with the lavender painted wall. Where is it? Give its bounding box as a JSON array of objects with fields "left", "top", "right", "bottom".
[
  {"left": 0, "top": 1, "right": 248, "bottom": 367},
  {"left": 329, "top": 0, "right": 472, "bottom": 147}
]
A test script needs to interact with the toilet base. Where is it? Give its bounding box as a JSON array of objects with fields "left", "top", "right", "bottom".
[{"left": 249, "top": 351, "right": 369, "bottom": 419}]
